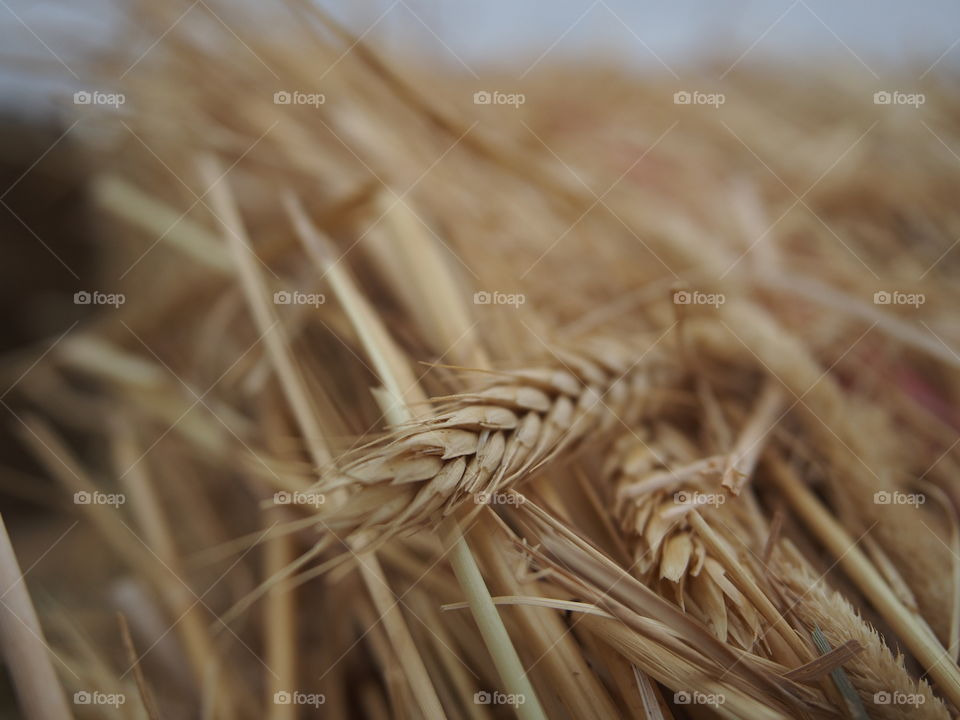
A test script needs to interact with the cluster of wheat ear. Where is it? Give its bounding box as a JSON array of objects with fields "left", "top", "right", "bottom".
[{"left": 3, "top": 1, "right": 960, "bottom": 719}]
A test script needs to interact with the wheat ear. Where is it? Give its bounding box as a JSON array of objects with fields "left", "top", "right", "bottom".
[
  {"left": 322, "top": 337, "right": 674, "bottom": 541},
  {"left": 777, "top": 547, "right": 950, "bottom": 719}
]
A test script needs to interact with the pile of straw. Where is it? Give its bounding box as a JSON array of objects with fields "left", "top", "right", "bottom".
[{"left": 5, "top": 2, "right": 960, "bottom": 719}]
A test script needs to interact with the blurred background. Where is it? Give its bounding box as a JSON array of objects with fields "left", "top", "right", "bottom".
[{"left": 2, "top": 0, "right": 958, "bottom": 366}]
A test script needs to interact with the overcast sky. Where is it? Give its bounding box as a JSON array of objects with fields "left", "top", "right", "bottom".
[
  {"left": 1, "top": 0, "right": 958, "bottom": 104},
  {"left": 345, "top": 0, "right": 960, "bottom": 72}
]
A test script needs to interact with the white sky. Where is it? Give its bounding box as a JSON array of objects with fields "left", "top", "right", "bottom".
[{"left": 1, "top": 0, "right": 958, "bottom": 105}]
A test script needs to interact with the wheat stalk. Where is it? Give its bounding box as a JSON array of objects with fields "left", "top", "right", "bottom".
[{"left": 0, "top": 516, "right": 72, "bottom": 720}]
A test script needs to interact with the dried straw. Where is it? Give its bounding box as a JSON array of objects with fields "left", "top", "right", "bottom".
[{"left": 5, "top": 2, "right": 960, "bottom": 719}]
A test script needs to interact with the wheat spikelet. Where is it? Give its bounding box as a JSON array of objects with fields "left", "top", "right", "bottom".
[{"left": 605, "top": 424, "right": 768, "bottom": 649}]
